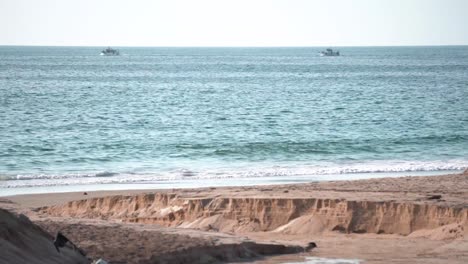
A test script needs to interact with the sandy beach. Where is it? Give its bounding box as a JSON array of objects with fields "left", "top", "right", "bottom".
[{"left": 1, "top": 171, "right": 467, "bottom": 264}]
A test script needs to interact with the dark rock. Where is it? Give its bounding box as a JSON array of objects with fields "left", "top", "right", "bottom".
[
  {"left": 304, "top": 242, "right": 317, "bottom": 251},
  {"left": 427, "top": 194, "right": 442, "bottom": 200}
]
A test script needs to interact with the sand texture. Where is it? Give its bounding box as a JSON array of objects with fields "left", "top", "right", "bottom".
[
  {"left": 1, "top": 171, "right": 467, "bottom": 263},
  {"left": 0, "top": 208, "right": 88, "bottom": 264}
]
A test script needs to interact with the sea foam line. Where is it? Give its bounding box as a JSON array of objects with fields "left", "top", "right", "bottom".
[{"left": 0, "top": 160, "right": 466, "bottom": 188}]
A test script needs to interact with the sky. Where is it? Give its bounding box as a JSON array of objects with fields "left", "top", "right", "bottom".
[{"left": 1, "top": 0, "right": 468, "bottom": 47}]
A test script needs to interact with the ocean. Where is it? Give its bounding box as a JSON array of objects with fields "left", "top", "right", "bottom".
[{"left": 1, "top": 46, "right": 467, "bottom": 195}]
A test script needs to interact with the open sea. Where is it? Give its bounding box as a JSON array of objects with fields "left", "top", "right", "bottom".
[{"left": 1, "top": 46, "right": 467, "bottom": 195}]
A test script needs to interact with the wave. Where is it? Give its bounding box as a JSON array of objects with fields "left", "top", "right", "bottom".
[
  {"left": 0, "top": 160, "right": 467, "bottom": 188},
  {"left": 0, "top": 171, "right": 118, "bottom": 181},
  {"left": 172, "top": 135, "right": 468, "bottom": 158},
  {"left": 190, "top": 160, "right": 468, "bottom": 179}
]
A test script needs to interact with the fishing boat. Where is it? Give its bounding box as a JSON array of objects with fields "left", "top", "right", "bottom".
[
  {"left": 100, "top": 47, "right": 120, "bottom": 56},
  {"left": 320, "top": 48, "right": 340, "bottom": 56}
]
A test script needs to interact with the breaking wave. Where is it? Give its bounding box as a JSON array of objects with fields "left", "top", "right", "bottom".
[{"left": 1, "top": 160, "right": 466, "bottom": 188}]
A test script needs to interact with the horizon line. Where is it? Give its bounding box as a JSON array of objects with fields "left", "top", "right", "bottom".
[{"left": 1, "top": 44, "right": 468, "bottom": 48}]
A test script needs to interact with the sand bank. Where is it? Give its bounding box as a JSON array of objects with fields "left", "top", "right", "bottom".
[{"left": 1, "top": 171, "right": 467, "bottom": 263}]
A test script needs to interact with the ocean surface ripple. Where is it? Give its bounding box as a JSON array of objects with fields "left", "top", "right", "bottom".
[{"left": 1, "top": 46, "right": 467, "bottom": 188}]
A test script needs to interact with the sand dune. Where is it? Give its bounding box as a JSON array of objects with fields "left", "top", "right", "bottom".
[{"left": 0, "top": 209, "right": 88, "bottom": 264}]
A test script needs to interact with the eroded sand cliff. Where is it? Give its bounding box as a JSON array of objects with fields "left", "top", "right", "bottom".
[{"left": 42, "top": 194, "right": 467, "bottom": 236}]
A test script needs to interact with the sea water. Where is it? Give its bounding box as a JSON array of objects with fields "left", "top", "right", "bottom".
[
  {"left": 285, "top": 257, "right": 361, "bottom": 264},
  {"left": 1, "top": 46, "right": 467, "bottom": 194}
]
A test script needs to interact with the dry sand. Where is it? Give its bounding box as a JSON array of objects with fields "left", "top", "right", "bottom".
[{"left": 1, "top": 171, "right": 467, "bottom": 263}]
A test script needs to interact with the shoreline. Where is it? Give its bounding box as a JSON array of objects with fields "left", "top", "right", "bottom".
[
  {"left": 0, "top": 169, "right": 461, "bottom": 197},
  {"left": 1, "top": 171, "right": 467, "bottom": 263}
]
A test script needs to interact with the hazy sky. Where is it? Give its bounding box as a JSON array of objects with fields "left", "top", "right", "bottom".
[{"left": 1, "top": 0, "right": 467, "bottom": 46}]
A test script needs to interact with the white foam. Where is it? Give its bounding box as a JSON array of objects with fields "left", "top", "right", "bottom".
[
  {"left": 286, "top": 257, "right": 361, "bottom": 264},
  {"left": 1, "top": 159, "right": 466, "bottom": 188},
  {"left": 12, "top": 171, "right": 119, "bottom": 180}
]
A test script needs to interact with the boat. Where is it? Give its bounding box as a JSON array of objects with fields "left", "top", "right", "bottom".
[
  {"left": 320, "top": 48, "right": 340, "bottom": 56},
  {"left": 100, "top": 47, "right": 120, "bottom": 56}
]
